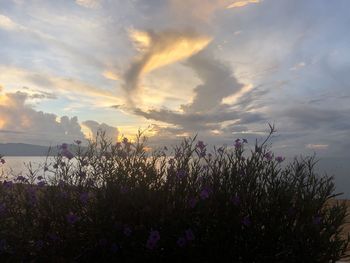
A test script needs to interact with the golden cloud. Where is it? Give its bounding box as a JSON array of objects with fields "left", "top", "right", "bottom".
[
  {"left": 227, "top": 0, "right": 260, "bottom": 9},
  {"left": 124, "top": 29, "right": 212, "bottom": 105}
]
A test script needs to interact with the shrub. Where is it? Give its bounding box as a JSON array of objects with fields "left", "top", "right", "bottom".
[{"left": 0, "top": 126, "right": 349, "bottom": 262}]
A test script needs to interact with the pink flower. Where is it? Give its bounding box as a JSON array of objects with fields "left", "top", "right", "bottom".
[{"left": 0, "top": 159, "right": 5, "bottom": 164}]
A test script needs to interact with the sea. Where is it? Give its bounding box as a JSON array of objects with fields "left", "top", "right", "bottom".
[{"left": 1, "top": 156, "right": 349, "bottom": 199}]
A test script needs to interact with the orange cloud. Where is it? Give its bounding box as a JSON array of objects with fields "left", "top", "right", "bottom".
[
  {"left": 227, "top": 0, "right": 260, "bottom": 9},
  {"left": 124, "top": 29, "right": 212, "bottom": 105}
]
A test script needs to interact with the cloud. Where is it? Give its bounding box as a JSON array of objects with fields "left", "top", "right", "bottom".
[
  {"left": 306, "top": 144, "right": 328, "bottom": 150},
  {"left": 183, "top": 50, "right": 244, "bottom": 113},
  {"left": 82, "top": 120, "right": 119, "bottom": 143},
  {"left": 169, "top": 0, "right": 227, "bottom": 23},
  {"left": 124, "top": 29, "right": 212, "bottom": 105},
  {"left": 0, "top": 90, "right": 85, "bottom": 145},
  {"left": 0, "top": 66, "right": 122, "bottom": 106},
  {"left": 75, "top": 0, "right": 101, "bottom": 9},
  {"left": 0, "top": 14, "right": 22, "bottom": 31},
  {"left": 128, "top": 49, "right": 267, "bottom": 142},
  {"left": 103, "top": 70, "right": 120, "bottom": 81},
  {"left": 227, "top": 0, "right": 261, "bottom": 9},
  {"left": 0, "top": 89, "right": 120, "bottom": 145}
]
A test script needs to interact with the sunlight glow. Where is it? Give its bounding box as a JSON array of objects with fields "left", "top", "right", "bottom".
[{"left": 227, "top": 0, "right": 260, "bottom": 9}]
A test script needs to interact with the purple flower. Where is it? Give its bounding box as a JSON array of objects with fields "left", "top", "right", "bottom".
[
  {"left": 36, "top": 240, "right": 44, "bottom": 250},
  {"left": 111, "top": 243, "right": 119, "bottom": 253},
  {"left": 196, "top": 141, "right": 206, "bottom": 151},
  {"left": 37, "top": 181, "right": 46, "bottom": 187},
  {"left": 27, "top": 187, "right": 37, "bottom": 205},
  {"left": 189, "top": 197, "right": 198, "bottom": 208},
  {"left": 16, "top": 175, "right": 26, "bottom": 182},
  {"left": 231, "top": 196, "right": 241, "bottom": 206},
  {"left": 234, "top": 141, "right": 242, "bottom": 149},
  {"left": 146, "top": 230, "right": 160, "bottom": 250},
  {"left": 3, "top": 180, "right": 13, "bottom": 189},
  {"left": 200, "top": 188, "right": 211, "bottom": 200},
  {"left": 149, "top": 230, "right": 160, "bottom": 242},
  {"left": 79, "top": 192, "right": 89, "bottom": 204},
  {"left": 74, "top": 140, "right": 82, "bottom": 145},
  {"left": 199, "top": 149, "right": 206, "bottom": 157},
  {"left": 120, "top": 186, "right": 129, "bottom": 194},
  {"left": 58, "top": 180, "right": 65, "bottom": 187},
  {"left": 66, "top": 213, "right": 79, "bottom": 224},
  {"left": 242, "top": 216, "right": 251, "bottom": 227},
  {"left": 177, "top": 237, "right": 187, "bottom": 247},
  {"left": 146, "top": 238, "right": 157, "bottom": 250},
  {"left": 61, "top": 149, "right": 74, "bottom": 160},
  {"left": 0, "top": 239, "right": 7, "bottom": 252},
  {"left": 275, "top": 156, "right": 285, "bottom": 163},
  {"left": 0, "top": 203, "right": 6, "bottom": 216},
  {"left": 264, "top": 152, "right": 273, "bottom": 161},
  {"left": 176, "top": 169, "right": 187, "bottom": 179},
  {"left": 99, "top": 238, "right": 108, "bottom": 247},
  {"left": 313, "top": 216, "right": 322, "bottom": 225},
  {"left": 48, "top": 233, "right": 59, "bottom": 242},
  {"left": 185, "top": 229, "right": 195, "bottom": 241},
  {"left": 60, "top": 143, "right": 68, "bottom": 150},
  {"left": 0, "top": 159, "right": 5, "bottom": 164},
  {"left": 123, "top": 226, "right": 132, "bottom": 237}
]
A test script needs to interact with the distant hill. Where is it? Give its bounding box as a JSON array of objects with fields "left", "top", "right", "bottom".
[{"left": 0, "top": 143, "right": 59, "bottom": 156}]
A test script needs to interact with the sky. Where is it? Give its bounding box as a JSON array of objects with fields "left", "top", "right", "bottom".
[{"left": 0, "top": 0, "right": 349, "bottom": 163}]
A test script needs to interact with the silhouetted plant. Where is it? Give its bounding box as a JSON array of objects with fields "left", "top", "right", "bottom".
[{"left": 0, "top": 126, "right": 349, "bottom": 262}]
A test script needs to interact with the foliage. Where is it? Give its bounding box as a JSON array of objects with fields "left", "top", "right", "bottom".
[{"left": 0, "top": 126, "right": 349, "bottom": 262}]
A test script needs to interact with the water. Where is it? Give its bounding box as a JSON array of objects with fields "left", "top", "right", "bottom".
[
  {"left": 0, "top": 156, "right": 48, "bottom": 178},
  {"left": 1, "top": 156, "right": 349, "bottom": 198}
]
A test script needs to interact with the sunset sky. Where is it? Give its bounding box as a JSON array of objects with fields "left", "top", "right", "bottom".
[{"left": 0, "top": 0, "right": 349, "bottom": 161}]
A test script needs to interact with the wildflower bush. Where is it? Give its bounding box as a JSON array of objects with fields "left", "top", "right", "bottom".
[{"left": 0, "top": 126, "right": 349, "bottom": 262}]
